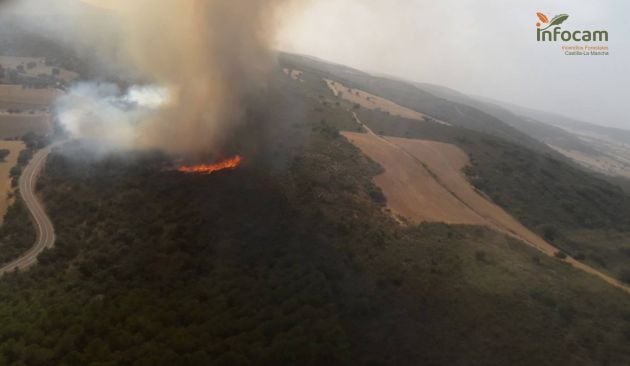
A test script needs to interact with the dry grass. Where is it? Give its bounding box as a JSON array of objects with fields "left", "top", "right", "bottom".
[{"left": 0, "top": 140, "right": 25, "bottom": 223}]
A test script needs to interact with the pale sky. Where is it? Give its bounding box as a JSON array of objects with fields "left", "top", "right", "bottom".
[{"left": 277, "top": 0, "right": 629, "bottom": 128}]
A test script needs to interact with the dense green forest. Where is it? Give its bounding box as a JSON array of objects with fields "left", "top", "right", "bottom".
[{"left": 0, "top": 76, "right": 629, "bottom": 365}]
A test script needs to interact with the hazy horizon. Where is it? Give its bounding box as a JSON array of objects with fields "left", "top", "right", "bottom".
[{"left": 277, "top": 0, "right": 629, "bottom": 130}]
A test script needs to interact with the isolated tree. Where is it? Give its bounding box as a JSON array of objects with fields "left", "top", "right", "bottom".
[
  {"left": 0, "top": 149, "right": 9, "bottom": 161},
  {"left": 541, "top": 224, "right": 558, "bottom": 242}
]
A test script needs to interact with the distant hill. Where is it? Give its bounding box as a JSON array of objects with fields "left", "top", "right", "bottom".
[
  {"left": 415, "top": 83, "right": 602, "bottom": 155},
  {"left": 411, "top": 82, "right": 630, "bottom": 180}
]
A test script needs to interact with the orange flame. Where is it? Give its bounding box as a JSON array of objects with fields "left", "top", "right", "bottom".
[{"left": 178, "top": 155, "right": 242, "bottom": 175}]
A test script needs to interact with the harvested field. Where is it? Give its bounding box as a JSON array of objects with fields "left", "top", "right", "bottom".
[
  {"left": 344, "top": 130, "right": 557, "bottom": 253},
  {"left": 0, "top": 113, "right": 51, "bottom": 139},
  {"left": 343, "top": 131, "right": 485, "bottom": 225},
  {"left": 0, "top": 85, "right": 61, "bottom": 108},
  {"left": 343, "top": 128, "right": 630, "bottom": 293}
]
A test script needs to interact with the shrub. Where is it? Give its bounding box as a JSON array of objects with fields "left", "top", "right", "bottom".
[
  {"left": 0, "top": 149, "right": 10, "bottom": 161},
  {"left": 541, "top": 225, "right": 558, "bottom": 242},
  {"left": 368, "top": 187, "right": 386, "bottom": 204},
  {"left": 475, "top": 250, "right": 487, "bottom": 263},
  {"left": 554, "top": 251, "right": 567, "bottom": 260}
]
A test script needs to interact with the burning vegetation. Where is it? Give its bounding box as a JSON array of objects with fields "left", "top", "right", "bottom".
[{"left": 177, "top": 155, "right": 243, "bottom": 175}]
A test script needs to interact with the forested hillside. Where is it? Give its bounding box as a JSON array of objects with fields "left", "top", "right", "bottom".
[{"left": 0, "top": 74, "right": 629, "bottom": 365}]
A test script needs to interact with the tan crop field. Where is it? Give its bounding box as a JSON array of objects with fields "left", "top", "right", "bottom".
[
  {"left": 0, "top": 85, "right": 56, "bottom": 138},
  {"left": 342, "top": 129, "right": 630, "bottom": 293},
  {"left": 0, "top": 112, "right": 51, "bottom": 139},
  {"left": 0, "top": 85, "right": 61, "bottom": 108}
]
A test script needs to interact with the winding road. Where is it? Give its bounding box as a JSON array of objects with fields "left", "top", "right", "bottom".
[{"left": 0, "top": 144, "right": 56, "bottom": 275}]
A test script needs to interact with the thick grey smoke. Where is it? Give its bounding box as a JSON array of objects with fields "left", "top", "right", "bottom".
[{"left": 3, "top": 0, "right": 302, "bottom": 155}]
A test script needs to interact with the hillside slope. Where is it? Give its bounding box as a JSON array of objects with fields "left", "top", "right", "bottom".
[
  {"left": 280, "top": 52, "right": 630, "bottom": 283},
  {"left": 0, "top": 51, "right": 628, "bottom": 364},
  {"left": 1, "top": 105, "right": 630, "bottom": 364},
  {"left": 280, "top": 53, "right": 554, "bottom": 153}
]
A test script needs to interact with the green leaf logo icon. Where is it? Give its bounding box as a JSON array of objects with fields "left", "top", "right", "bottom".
[{"left": 542, "top": 14, "right": 569, "bottom": 30}]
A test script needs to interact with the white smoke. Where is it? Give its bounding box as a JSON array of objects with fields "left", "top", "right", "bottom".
[{"left": 55, "top": 83, "right": 170, "bottom": 149}]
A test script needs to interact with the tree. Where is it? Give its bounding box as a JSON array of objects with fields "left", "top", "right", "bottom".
[
  {"left": 541, "top": 224, "right": 558, "bottom": 242},
  {"left": 554, "top": 251, "right": 567, "bottom": 259},
  {"left": 0, "top": 149, "right": 9, "bottom": 161}
]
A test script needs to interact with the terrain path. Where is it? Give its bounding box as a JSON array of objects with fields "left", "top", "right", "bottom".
[
  {"left": 0, "top": 144, "right": 57, "bottom": 275},
  {"left": 345, "top": 114, "right": 630, "bottom": 294}
]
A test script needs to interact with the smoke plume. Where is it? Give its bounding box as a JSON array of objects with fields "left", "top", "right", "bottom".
[
  {"left": 54, "top": 83, "right": 170, "bottom": 149},
  {"left": 4, "top": 0, "right": 300, "bottom": 155}
]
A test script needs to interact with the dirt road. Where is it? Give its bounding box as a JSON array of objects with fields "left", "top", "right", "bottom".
[{"left": 0, "top": 144, "right": 56, "bottom": 275}]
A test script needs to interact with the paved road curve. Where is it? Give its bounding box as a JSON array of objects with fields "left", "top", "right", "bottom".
[{"left": 0, "top": 145, "right": 56, "bottom": 275}]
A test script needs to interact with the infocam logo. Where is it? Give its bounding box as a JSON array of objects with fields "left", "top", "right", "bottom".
[{"left": 535, "top": 12, "right": 608, "bottom": 42}]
